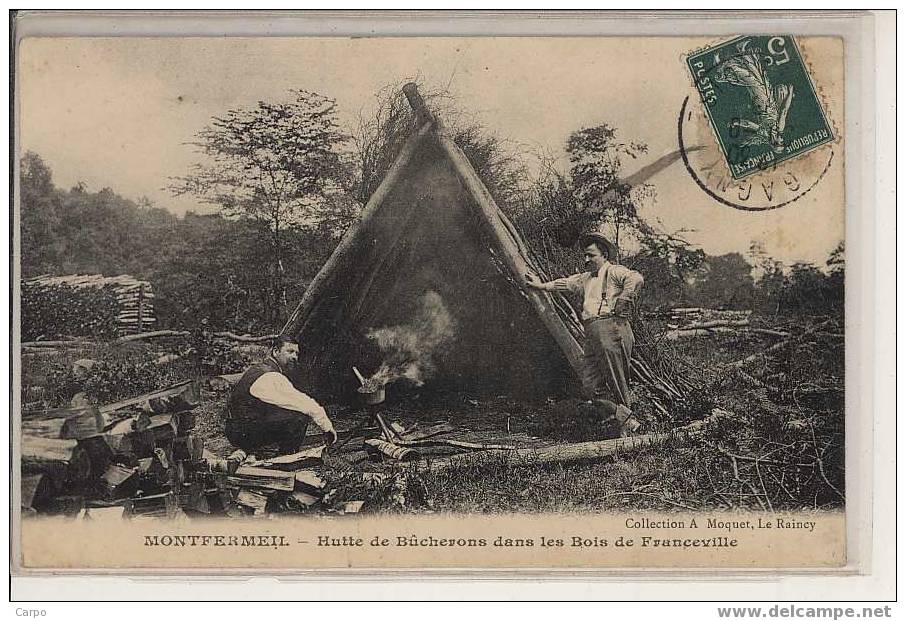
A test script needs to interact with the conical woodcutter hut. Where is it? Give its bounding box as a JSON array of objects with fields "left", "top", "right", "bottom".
[{"left": 282, "top": 84, "right": 590, "bottom": 401}]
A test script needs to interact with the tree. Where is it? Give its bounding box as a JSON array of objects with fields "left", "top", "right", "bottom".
[
  {"left": 352, "top": 80, "right": 530, "bottom": 213},
  {"left": 170, "top": 90, "right": 350, "bottom": 323},
  {"left": 629, "top": 229, "right": 706, "bottom": 309},
  {"left": 20, "top": 152, "right": 63, "bottom": 276},
  {"left": 565, "top": 124, "right": 649, "bottom": 253},
  {"left": 824, "top": 241, "right": 844, "bottom": 314},
  {"left": 688, "top": 252, "right": 755, "bottom": 309}
]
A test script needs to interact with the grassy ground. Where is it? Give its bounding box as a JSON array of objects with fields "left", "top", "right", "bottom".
[{"left": 21, "top": 314, "right": 844, "bottom": 514}]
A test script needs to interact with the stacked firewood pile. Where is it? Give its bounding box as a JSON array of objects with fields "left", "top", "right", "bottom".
[
  {"left": 663, "top": 307, "right": 753, "bottom": 340},
  {"left": 22, "top": 274, "right": 156, "bottom": 341},
  {"left": 20, "top": 380, "right": 342, "bottom": 519}
]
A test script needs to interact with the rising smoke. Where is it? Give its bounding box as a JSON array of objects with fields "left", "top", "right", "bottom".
[{"left": 366, "top": 290, "right": 456, "bottom": 386}]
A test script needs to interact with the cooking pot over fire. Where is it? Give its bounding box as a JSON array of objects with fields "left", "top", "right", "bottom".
[{"left": 353, "top": 366, "right": 386, "bottom": 405}]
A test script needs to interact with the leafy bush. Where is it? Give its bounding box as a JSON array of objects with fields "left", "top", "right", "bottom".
[{"left": 81, "top": 358, "right": 174, "bottom": 404}]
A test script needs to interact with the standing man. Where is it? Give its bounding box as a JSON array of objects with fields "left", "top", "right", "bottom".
[
  {"left": 225, "top": 336, "right": 337, "bottom": 453},
  {"left": 525, "top": 232, "right": 644, "bottom": 435}
]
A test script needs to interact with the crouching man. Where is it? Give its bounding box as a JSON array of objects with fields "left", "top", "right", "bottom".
[
  {"left": 225, "top": 336, "right": 337, "bottom": 453},
  {"left": 525, "top": 232, "right": 644, "bottom": 436}
]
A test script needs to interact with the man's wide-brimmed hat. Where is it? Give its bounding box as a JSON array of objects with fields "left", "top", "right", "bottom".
[{"left": 579, "top": 231, "right": 619, "bottom": 260}]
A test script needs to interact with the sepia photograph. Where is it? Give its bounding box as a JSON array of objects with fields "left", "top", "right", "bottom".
[{"left": 13, "top": 31, "right": 849, "bottom": 571}]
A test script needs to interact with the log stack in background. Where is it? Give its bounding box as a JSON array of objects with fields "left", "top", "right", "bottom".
[
  {"left": 664, "top": 307, "right": 752, "bottom": 340},
  {"left": 22, "top": 274, "right": 156, "bottom": 340}
]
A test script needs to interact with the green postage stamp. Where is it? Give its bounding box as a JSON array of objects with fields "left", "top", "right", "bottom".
[{"left": 686, "top": 35, "right": 834, "bottom": 179}]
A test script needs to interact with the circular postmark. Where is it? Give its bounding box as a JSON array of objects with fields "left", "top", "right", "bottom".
[{"left": 679, "top": 36, "right": 838, "bottom": 212}]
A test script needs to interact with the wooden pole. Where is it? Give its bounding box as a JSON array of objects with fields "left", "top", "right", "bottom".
[
  {"left": 427, "top": 105, "right": 585, "bottom": 375},
  {"left": 410, "top": 409, "right": 725, "bottom": 472},
  {"left": 281, "top": 121, "right": 434, "bottom": 337},
  {"left": 137, "top": 283, "right": 145, "bottom": 333}
]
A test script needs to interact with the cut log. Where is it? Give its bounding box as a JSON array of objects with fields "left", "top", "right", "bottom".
[
  {"left": 208, "top": 373, "right": 243, "bottom": 391},
  {"left": 126, "top": 492, "right": 178, "bottom": 518},
  {"left": 235, "top": 490, "right": 269, "bottom": 515},
  {"left": 203, "top": 448, "right": 246, "bottom": 474},
  {"left": 175, "top": 411, "right": 196, "bottom": 434},
  {"left": 21, "top": 474, "right": 60, "bottom": 512},
  {"left": 173, "top": 435, "right": 205, "bottom": 461},
  {"left": 104, "top": 415, "right": 143, "bottom": 436},
  {"left": 202, "top": 488, "right": 235, "bottom": 514},
  {"left": 290, "top": 491, "right": 320, "bottom": 509},
  {"left": 84, "top": 506, "right": 126, "bottom": 521},
  {"left": 44, "top": 495, "right": 85, "bottom": 515},
  {"left": 99, "top": 380, "right": 201, "bottom": 419},
  {"left": 22, "top": 418, "right": 65, "bottom": 439},
  {"left": 246, "top": 446, "right": 324, "bottom": 470},
  {"left": 411, "top": 410, "right": 726, "bottom": 472},
  {"left": 364, "top": 438, "right": 418, "bottom": 461},
  {"left": 342, "top": 500, "right": 365, "bottom": 514},
  {"left": 146, "top": 384, "right": 202, "bottom": 415},
  {"left": 100, "top": 464, "right": 139, "bottom": 500},
  {"left": 23, "top": 403, "right": 96, "bottom": 422},
  {"left": 228, "top": 466, "right": 295, "bottom": 492},
  {"left": 106, "top": 414, "right": 177, "bottom": 459},
  {"left": 21, "top": 435, "right": 92, "bottom": 483},
  {"left": 176, "top": 480, "right": 205, "bottom": 509},
  {"left": 60, "top": 407, "right": 106, "bottom": 440},
  {"left": 294, "top": 471, "right": 326, "bottom": 495},
  {"left": 77, "top": 434, "right": 116, "bottom": 478}
]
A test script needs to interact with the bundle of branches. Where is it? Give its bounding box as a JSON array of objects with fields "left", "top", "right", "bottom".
[
  {"left": 629, "top": 312, "right": 713, "bottom": 427},
  {"left": 695, "top": 316, "right": 845, "bottom": 509}
]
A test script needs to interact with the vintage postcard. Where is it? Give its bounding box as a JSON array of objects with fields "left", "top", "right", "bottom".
[{"left": 13, "top": 33, "right": 847, "bottom": 572}]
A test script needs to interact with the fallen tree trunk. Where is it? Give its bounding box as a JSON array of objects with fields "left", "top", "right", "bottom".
[
  {"left": 666, "top": 327, "right": 738, "bottom": 340},
  {"left": 681, "top": 319, "right": 750, "bottom": 330},
  {"left": 410, "top": 410, "right": 726, "bottom": 472},
  {"left": 115, "top": 330, "right": 189, "bottom": 344},
  {"left": 668, "top": 325, "right": 791, "bottom": 341},
  {"left": 670, "top": 307, "right": 703, "bottom": 314},
  {"left": 747, "top": 328, "right": 791, "bottom": 338},
  {"left": 20, "top": 339, "right": 88, "bottom": 348},
  {"left": 213, "top": 332, "right": 277, "bottom": 343},
  {"left": 396, "top": 436, "right": 517, "bottom": 451}
]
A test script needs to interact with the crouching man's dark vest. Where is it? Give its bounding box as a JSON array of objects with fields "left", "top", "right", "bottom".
[{"left": 227, "top": 358, "right": 289, "bottom": 423}]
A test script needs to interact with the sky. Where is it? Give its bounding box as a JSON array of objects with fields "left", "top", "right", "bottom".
[{"left": 18, "top": 37, "right": 845, "bottom": 265}]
